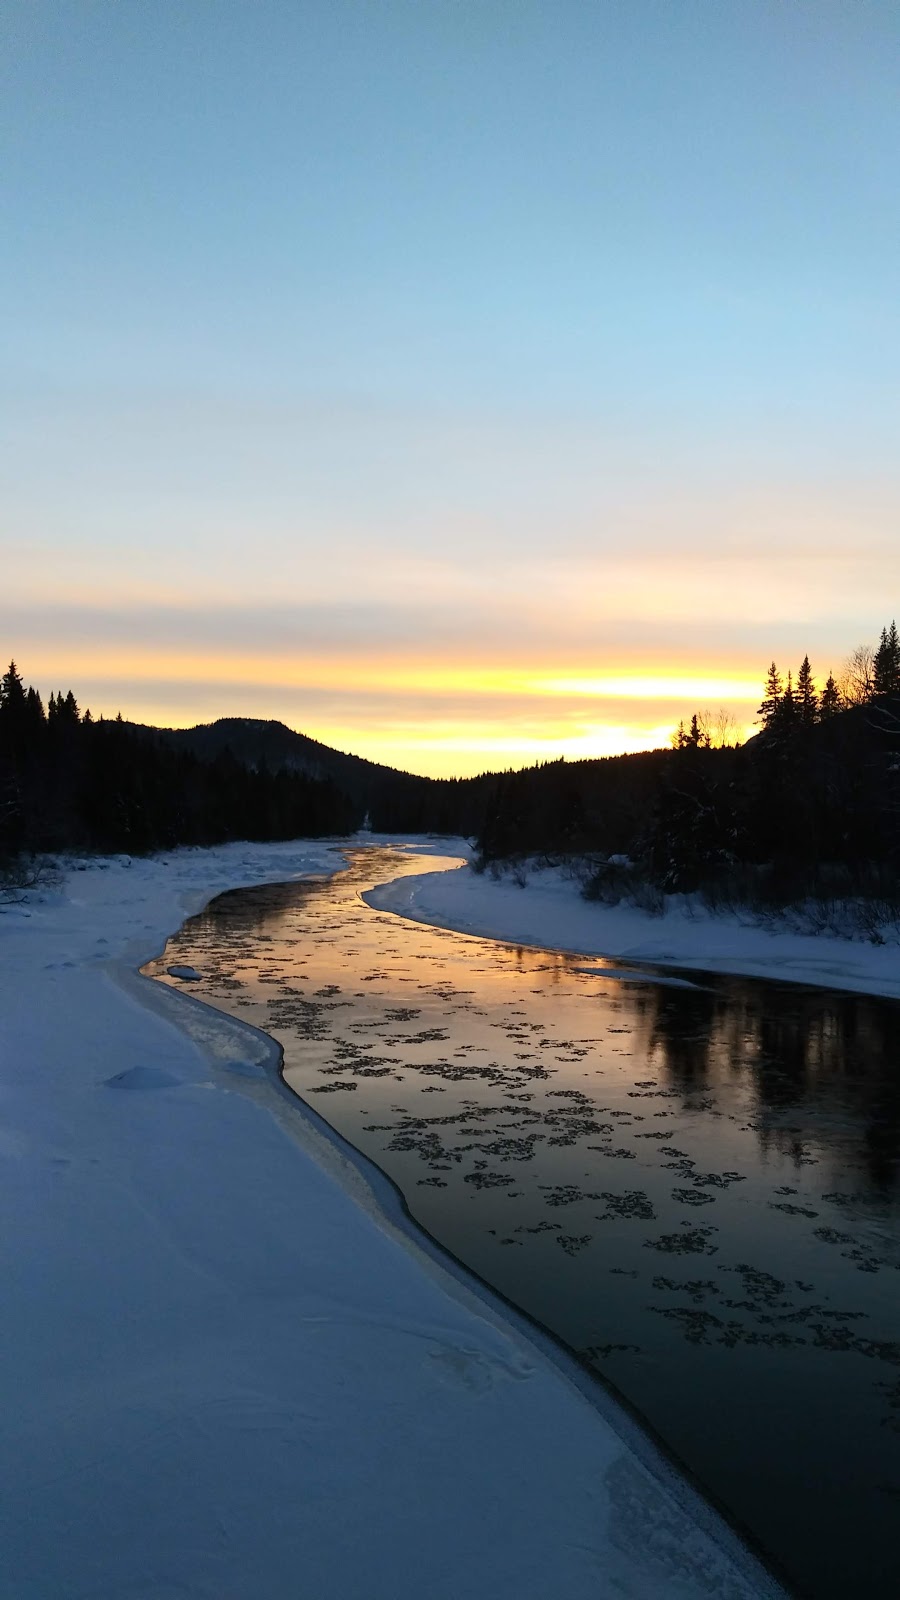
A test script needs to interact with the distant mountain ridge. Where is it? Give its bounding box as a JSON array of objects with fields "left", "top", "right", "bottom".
[
  {"left": 129, "top": 717, "right": 409, "bottom": 793},
  {"left": 126, "top": 716, "right": 490, "bottom": 835}
]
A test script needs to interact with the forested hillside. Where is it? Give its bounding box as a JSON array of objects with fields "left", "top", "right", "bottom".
[
  {"left": 475, "top": 627, "right": 900, "bottom": 928},
  {"left": 0, "top": 665, "right": 359, "bottom": 860},
  {"left": 3, "top": 622, "right": 898, "bottom": 929},
  {"left": 142, "top": 714, "right": 495, "bottom": 836}
]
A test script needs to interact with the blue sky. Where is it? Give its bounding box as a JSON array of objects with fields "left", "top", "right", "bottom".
[{"left": 4, "top": 1, "right": 899, "bottom": 772}]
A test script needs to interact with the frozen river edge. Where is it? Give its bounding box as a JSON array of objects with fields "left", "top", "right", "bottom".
[
  {"left": 366, "top": 851, "right": 900, "bottom": 1003},
  {"left": 0, "top": 837, "right": 783, "bottom": 1600}
]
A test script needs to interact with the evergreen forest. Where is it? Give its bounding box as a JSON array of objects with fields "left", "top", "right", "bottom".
[
  {"left": 0, "top": 663, "right": 358, "bottom": 863},
  {"left": 2, "top": 622, "right": 899, "bottom": 931}
]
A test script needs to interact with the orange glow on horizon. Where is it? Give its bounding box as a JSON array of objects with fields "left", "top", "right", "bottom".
[
  {"left": 14, "top": 642, "right": 762, "bottom": 776},
  {"left": 20, "top": 642, "right": 761, "bottom": 705}
]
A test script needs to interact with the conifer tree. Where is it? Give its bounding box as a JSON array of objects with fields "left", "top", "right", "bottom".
[
  {"left": 0, "top": 661, "right": 29, "bottom": 753},
  {"left": 797, "top": 655, "right": 817, "bottom": 725},
  {"left": 61, "top": 690, "right": 80, "bottom": 724},
  {"left": 0, "top": 660, "right": 27, "bottom": 716},
  {"left": 819, "top": 672, "right": 842, "bottom": 718},
  {"left": 25, "top": 685, "right": 45, "bottom": 724},
  {"left": 758, "top": 662, "right": 782, "bottom": 726},
  {"left": 873, "top": 620, "right": 900, "bottom": 695},
  {"left": 888, "top": 620, "right": 899, "bottom": 689},
  {"left": 778, "top": 670, "right": 798, "bottom": 729}
]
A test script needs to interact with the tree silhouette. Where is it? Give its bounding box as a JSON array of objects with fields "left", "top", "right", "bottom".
[
  {"left": 758, "top": 662, "right": 782, "bottom": 727},
  {"left": 873, "top": 621, "right": 900, "bottom": 696},
  {"left": 819, "top": 673, "right": 842, "bottom": 718},
  {"left": 840, "top": 643, "right": 875, "bottom": 706},
  {"left": 777, "top": 670, "right": 798, "bottom": 730},
  {"left": 797, "top": 655, "right": 817, "bottom": 725}
]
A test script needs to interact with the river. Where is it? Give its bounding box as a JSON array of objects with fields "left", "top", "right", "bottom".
[{"left": 144, "top": 845, "right": 900, "bottom": 1599}]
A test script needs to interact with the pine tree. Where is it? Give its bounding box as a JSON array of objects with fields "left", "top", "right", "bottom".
[
  {"left": 61, "top": 690, "right": 80, "bottom": 724},
  {"left": 777, "top": 670, "right": 798, "bottom": 729},
  {"left": 0, "top": 660, "right": 27, "bottom": 716},
  {"left": 758, "top": 662, "right": 782, "bottom": 726},
  {"left": 0, "top": 661, "right": 29, "bottom": 753},
  {"left": 873, "top": 620, "right": 900, "bottom": 695},
  {"left": 797, "top": 655, "right": 817, "bottom": 725},
  {"left": 22, "top": 685, "right": 46, "bottom": 744},
  {"left": 887, "top": 620, "right": 899, "bottom": 687},
  {"left": 25, "top": 685, "right": 45, "bottom": 724},
  {"left": 819, "top": 672, "right": 842, "bottom": 718}
]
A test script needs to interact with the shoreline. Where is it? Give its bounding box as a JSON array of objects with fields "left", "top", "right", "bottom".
[
  {"left": 0, "top": 836, "right": 781, "bottom": 1600},
  {"left": 365, "top": 857, "right": 900, "bottom": 1004}
]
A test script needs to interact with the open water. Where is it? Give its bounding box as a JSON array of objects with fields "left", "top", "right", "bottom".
[{"left": 145, "top": 845, "right": 900, "bottom": 1598}]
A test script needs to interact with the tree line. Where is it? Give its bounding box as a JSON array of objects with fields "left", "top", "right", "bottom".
[
  {"left": 0, "top": 660, "right": 359, "bottom": 868},
  {"left": 4, "top": 617, "right": 899, "bottom": 932},
  {"left": 756, "top": 621, "right": 899, "bottom": 735},
  {"left": 474, "top": 620, "right": 900, "bottom": 928},
  {"left": 671, "top": 622, "right": 900, "bottom": 750}
]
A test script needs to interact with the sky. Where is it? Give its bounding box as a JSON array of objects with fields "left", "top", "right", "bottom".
[{"left": 4, "top": 1, "right": 899, "bottom": 776}]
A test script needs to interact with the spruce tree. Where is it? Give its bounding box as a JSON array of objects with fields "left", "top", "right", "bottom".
[
  {"left": 0, "top": 660, "right": 27, "bottom": 716},
  {"left": 873, "top": 620, "right": 900, "bottom": 695},
  {"left": 797, "top": 655, "right": 817, "bottom": 725},
  {"left": 758, "top": 662, "right": 782, "bottom": 726},
  {"left": 0, "top": 661, "right": 29, "bottom": 753},
  {"left": 819, "top": 672, "right": 842, "bottom": 718},
  {"left": 777, "top": 670, "right": 798, "bottom": 730},
  {"left": 61, "top": 690, "right": 80, "bottom": 724},
  {"left": 25, "top": 685, "right": 45, "bottom": 724}
]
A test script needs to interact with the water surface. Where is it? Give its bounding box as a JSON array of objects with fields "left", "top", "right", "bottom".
[{"left": 145, "top": 846, "right": 900, "bottom": 1598}]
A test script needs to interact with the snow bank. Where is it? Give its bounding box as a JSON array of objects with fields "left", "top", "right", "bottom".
[
  {"left": 367, "top": 859, "right": 900, "bottom": 1002},
  {"left": 0, "top": 838, "right": 779, "bottom": 1599}
]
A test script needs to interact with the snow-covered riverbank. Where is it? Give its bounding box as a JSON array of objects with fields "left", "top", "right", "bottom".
[
  {"left": 368, "top": 856, "right": 900, "bottom": 1002},
  {"left": 0, "top": 839, "right": 778, "bottom": 1600}
]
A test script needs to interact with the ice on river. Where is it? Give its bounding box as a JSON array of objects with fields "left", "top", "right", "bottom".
[
  {"left": 368, "top": 854, "right": 900, "bottom": 1001},
  {"left": 0, "top": 837, "right": 780, "bottom": 1599}
]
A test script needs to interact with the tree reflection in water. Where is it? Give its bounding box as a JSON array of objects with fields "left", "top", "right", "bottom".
[
  {"left": 145, "top": 847, "right": 900, "bottom": 1599},
  {"left": 627, "top": 980, "right": 900, "bottom": 1197}
]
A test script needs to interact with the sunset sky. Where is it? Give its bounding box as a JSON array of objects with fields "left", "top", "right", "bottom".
[{"left": 5, "top": 2, "right": 899, "bottom": 776}]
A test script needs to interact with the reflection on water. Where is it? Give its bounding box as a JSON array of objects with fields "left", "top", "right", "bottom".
[{"left": 145, "top": 847, "right": 900, "bottom": 1599}]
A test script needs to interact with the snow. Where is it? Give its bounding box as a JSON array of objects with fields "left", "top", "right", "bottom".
[
  {"left": 367, "top": 857, "right": 900, "bottom": 1002},
  {"left": 0, "top": 838, "right": 780, "bottom": 1600}
]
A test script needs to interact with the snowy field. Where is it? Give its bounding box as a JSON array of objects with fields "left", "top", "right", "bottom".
[
  {"left": 368, "top": 854, "right": 900, "bottom": 1002},
  {"left": 0, "top": 837, "right": 780, "bottom": 1600}
]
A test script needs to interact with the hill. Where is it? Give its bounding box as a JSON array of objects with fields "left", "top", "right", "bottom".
[
  {"left": 131, "top": 717, "right": 400, "bottom": 795},
  {"left": 129, "top": 717, "right": 495, "bottom": 836}
]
